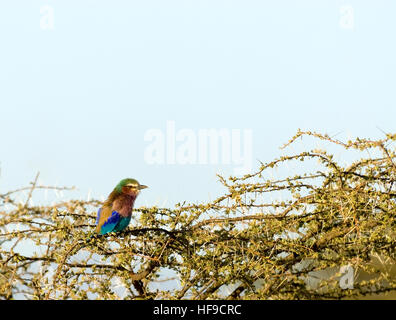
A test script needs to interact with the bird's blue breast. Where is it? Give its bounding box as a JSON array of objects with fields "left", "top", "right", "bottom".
[{"left": 97, "top": 209, "right": 131, "bottom": 235}]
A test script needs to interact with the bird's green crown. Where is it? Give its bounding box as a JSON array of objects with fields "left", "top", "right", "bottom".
[{"left": 114, "top": 178, "right": 147, "bottom": 193}]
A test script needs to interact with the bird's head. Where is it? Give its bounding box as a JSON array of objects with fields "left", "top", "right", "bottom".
[{"left": 115, "top": 178, "right": 148, "bottom": 196}]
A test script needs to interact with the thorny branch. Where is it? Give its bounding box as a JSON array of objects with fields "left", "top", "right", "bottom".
[{"left": 1, "top": 131, "right": 395, "bottom": 300}]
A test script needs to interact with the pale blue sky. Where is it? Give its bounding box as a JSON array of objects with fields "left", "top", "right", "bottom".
[{"left": 1, "top": 1, "right": 395, "bottom": 207}]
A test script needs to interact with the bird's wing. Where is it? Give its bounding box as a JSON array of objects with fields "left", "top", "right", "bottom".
[{"left": 95, "top": 206, "right": 121, "bottom": 234}]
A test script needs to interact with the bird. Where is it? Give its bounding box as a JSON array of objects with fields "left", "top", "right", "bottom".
[{"left": 95, "top": 178, "right": 148, "bottom": 235}]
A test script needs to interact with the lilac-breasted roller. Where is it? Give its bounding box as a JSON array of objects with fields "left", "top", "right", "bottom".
[{"left": 95, "top": 178, "right": 148, "bottom": 235}]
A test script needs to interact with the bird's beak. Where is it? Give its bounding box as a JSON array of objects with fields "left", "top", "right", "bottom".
[{"left": 139, "top": 184, "right": 148, "bottom": 190}]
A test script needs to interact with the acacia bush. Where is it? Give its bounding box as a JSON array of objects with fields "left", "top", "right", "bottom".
[{"left": 1, "top": 131, "right": 395, "bottom": 300}]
